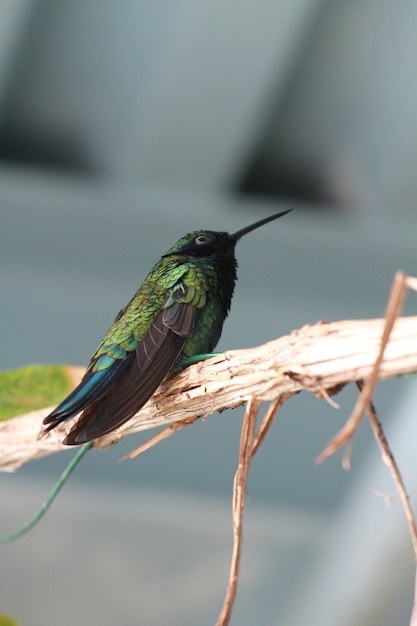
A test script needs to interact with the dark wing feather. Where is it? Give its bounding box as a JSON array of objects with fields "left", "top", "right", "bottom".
[
  {"left": 42, "top": 359, "right": 129, "bottom": 433},
  {"left": 64, "top": 301, "right": 196, "bottom": 444}
]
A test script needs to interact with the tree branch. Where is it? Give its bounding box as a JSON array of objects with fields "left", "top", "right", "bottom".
[{"left": 1, "top": 315, "right": 417, "bottom": 472}]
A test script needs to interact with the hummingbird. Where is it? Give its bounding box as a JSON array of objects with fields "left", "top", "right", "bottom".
[{"left": 42, "top": 209, "right": 292, "bottom": 445}]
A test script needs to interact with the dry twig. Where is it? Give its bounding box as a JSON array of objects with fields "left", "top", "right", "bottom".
[
  {"left": 316, "top": 271, "right": 414, "bottom": 464},
  {"left": 361, "top": 382, "right": 417, "bottom": 558},
  {"left": 216, "top": 397, "right": 260, "bottom": 626},
  {"left": 313, "top": 272, "right": 417, "bottom": 559}
]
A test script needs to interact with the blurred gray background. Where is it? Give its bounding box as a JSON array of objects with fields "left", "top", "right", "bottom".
[{"left": 1, "top": 1, "right": 417, "bottom": 625}]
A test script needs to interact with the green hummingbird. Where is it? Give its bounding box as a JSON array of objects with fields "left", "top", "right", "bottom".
[{"left": 42, "top": 209, "right": 291, "bottom": 445}]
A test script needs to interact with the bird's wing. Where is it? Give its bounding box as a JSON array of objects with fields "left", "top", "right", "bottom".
[
  {"left": 42, "top": 358, "right": 130, "bottom": 432},
  {"left": 45, "top": 279, "right": 205, "bottom": 445}
]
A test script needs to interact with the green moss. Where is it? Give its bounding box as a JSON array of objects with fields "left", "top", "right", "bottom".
[{"left": 0, "top": 364, "right": 74, "bottom": 421}]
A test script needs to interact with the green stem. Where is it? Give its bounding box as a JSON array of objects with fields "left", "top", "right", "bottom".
[{"left": 0, "top": 442, "right": 92, "bottom": 543}]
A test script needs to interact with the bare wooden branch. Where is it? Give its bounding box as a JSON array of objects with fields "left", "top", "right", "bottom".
[{"left": 1, "top": 315, "right": 417, "bottom": 472}]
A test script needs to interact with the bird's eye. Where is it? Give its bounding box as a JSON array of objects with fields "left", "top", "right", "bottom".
[{"left": 195, "top": 235, "right": 211, "bottom": 245}]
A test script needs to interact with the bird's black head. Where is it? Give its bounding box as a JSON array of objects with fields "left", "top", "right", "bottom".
[
  {"left": 163, "top": 230, "right": 235, "bottom": 259},
  {"left": 163, "top": 209, "right": 292, "bottom": 260},
  {"left": 161, "top": 209, "right": 292, "bottom": 338}
]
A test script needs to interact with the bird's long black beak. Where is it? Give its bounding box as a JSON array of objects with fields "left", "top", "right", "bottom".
[{"left": 230, "top": 209, "right": 292, "bottom": 242}]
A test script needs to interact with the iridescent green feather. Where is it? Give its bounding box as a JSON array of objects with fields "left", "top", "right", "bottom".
[{"left": 91, "top": 257, "right": 211, "bottom": 372}]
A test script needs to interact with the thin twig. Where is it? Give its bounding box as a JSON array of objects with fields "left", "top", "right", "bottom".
[
  {"left": 316, "top": 271, "right": 409, "bottom": 464},
  {"left": 216, "top": 398, "right": 260, "bottom": 626},
  {"left": 251, "top": 397, "right": 285, "bottom": 458},
  {"left": 358, "top": 381, "right": 417, "bottom": 559},
  {"left": 120, "top": 416, "right": 199, "bottom": 461}
]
